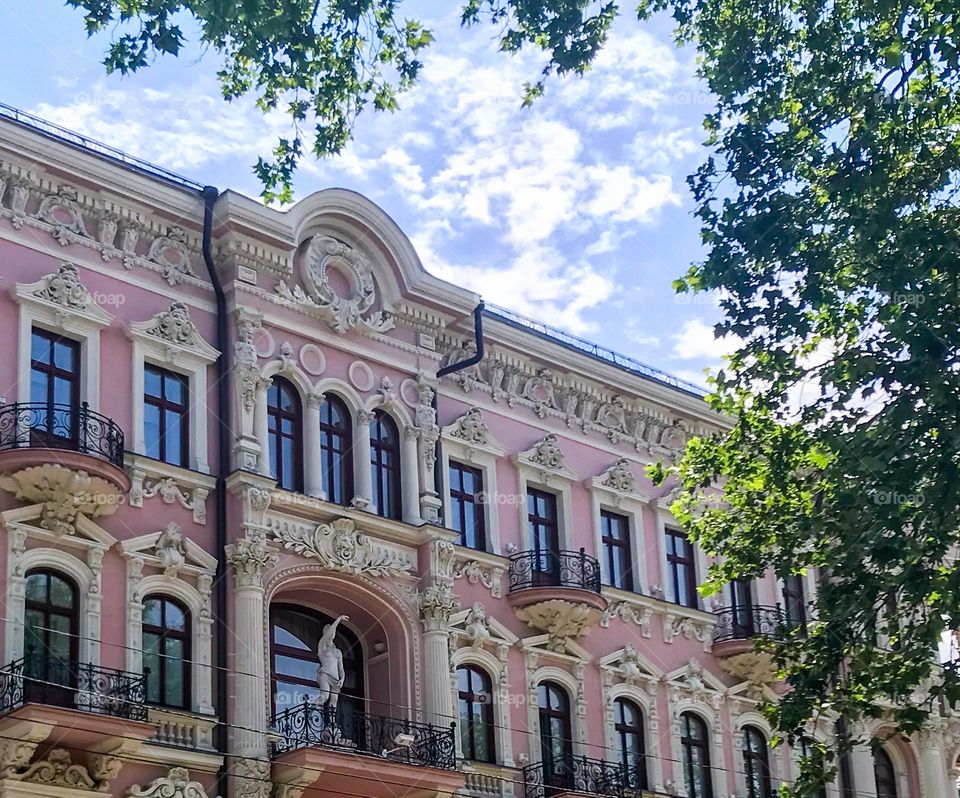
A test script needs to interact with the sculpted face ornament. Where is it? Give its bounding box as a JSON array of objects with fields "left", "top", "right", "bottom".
[{"left": 316, "top": 614, "right": 349, "bottom": 711}]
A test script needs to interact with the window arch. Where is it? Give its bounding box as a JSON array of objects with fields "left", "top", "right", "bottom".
[
  {"left": 268, "top": 377, "right": 303, "bottom": 492},
  {"left": 680, "top": 712, "right": 713, "bottom": 798},
  {"left": 743, "top": 725, "right": 773, "bottom": 798},
  {"left": 142, "top": 595, "right": 190, "bottom": 709},
  {"left": 457, "top": 664, "right": 495, "bottom": 763},
  {"left": 318, "top": 393, "right": 353, "bottom": 505},
  {"left": 24, "top": 569, "right": 78, "bottom": 706},
  {"left": 874, "top": 746, "right": 898, "bottom": 798},
  {"left": 613, "top": 697, "right": 648, "bottom": 790},
  {"left": 370, "top": 410, "right": 401, "bottom": 520},
  {"left": 538, "top": 680, "right": 574, "bottom": 790}
]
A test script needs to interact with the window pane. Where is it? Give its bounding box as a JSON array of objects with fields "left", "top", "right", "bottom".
[
  {"left": 145, "top": 367, "right": 162, "bottom": 398},
  {"left": 25, "top": 573, "right": 47, "bottom": 602},
  {"left": 142, "top": 599, "right": 162, "bottom": 627},
  {"left": 144, "top": 405, "right": 161, "bottom": 458},
  {"left": 53, "top": 340, "right": 76, "bottom": 371}
]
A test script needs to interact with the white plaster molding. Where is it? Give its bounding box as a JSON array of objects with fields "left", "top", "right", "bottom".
[{"left": 127, "top": 767, "right": 209, "bottom": 798}]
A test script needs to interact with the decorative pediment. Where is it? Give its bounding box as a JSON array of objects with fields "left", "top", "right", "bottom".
[
  {"left": 512, "top": 433, "right": 578, "bottom": 481},
  {"left": 449, "top": 602, "right": 518, "bottom": 649},
  {"left": 128, "top": 301, "right": 219, "bottom": 362},
  {"left": 667, "top": 658, "right": 727, "bottom": 707},
  {"left": 2, "top": 503, "right": 117, "bottom": 549},
  {"left": 269, "top": 516, "right": 415, "bottom": 577},
  {"left": 276, "top": 234, "right": 394, "bottom": 333},
  {"left": 13, "top": 262, "right": 112, "bottom": 327},
  {"left": 442, "top": 407, "right": 505, "bottom": 455},
  {"left": 17, "top": 749, "right": 96, "bottom": 790},
  {"left": 585, "top": 458, "right": 654, "bottom": 505},
  {"left": 520, "top": 633, "right": 592, "bottom": 663},
  {"left": 600, "top": 644, "right": 663, "bottom": 687},
  {"left": 128, "top": 767, "right": 209, "bottom": 798},
  {"left": 121, "top": 523, "right": 218, "bottom": 577}
]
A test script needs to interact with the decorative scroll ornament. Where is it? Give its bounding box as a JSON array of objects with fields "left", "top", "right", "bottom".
[
  {"left": 529, "top": 433, "right": 566, "bottom": 469},
  {"left": 127, "top": 767, "right": 209, "bottom": 798},
  {"left": 452, "top": 559, "right": 504, "bottom": 598},
  {"left": 32, "top": 262, "right": 95, "bottom": 312},
  {"left": 143, "top": 301, "right": 201, "bottom": 347},
  {"left": 448, "top": 407, "right": 491, "bottom": 445},
  {"left": 272, "top": 517, "right": 414, "bottom": 577},
  {"left": 600, "top": 600, "right": 652, "bottom": 637},
  {"left": 37, "top": 185, "right": 88, "bottom": 244},
  {"left": 278, "top": 234, "right": 394, "bottom": 333},
  {"left": 600, "top": 458, "right": 636, "bottom": 493},
  {"left": 19, "top": 749, "right": 96, "bottom": 789},
  {"left": 148, "top": 226, "right": 194, "bottom": 285}
]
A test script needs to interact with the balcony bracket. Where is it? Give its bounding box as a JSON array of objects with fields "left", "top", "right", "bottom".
[{"left": 513, "top": 596, "right": 608, "bottom": 652}]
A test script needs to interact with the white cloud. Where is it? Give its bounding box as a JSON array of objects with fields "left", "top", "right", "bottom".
[{"left": 672, "top": 318, "right": 738, "bottom": 361}]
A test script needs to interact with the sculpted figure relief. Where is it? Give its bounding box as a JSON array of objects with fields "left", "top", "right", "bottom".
[{"left": 316, "top": 614, "right": 349, "bottom": 711}]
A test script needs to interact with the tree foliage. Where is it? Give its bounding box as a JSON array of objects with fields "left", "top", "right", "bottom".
[{"left": 68, "top": 0, "right": 960, "bottom": 793}]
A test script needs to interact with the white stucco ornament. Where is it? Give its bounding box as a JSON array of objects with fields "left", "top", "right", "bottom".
[
  {"left": 279, "top": 234, "right": 394, "bottom": 333},
  {"left": 127, "top": 767, "right": 210, "bottom": 798}
]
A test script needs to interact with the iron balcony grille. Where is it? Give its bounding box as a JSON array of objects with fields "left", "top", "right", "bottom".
[
  {"left": 0, "top": 402, "right": 125, "bottom": 468},
  {"left": 522, "top": 755, "right": 650, "bottom": 798},
  {"left": 712, "top": 605, "right": 787, "bottom": 644},
  {"left": 508, "top": 549, "right": 603, "bottom": 594},
  {"left": 0, "top": 654, "right": 148, "bottom": 721},
  {"left": 272, "top": 699, "right": 457, "bottom": 770}
]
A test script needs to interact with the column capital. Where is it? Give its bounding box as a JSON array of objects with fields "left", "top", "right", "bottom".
[{"left": 226, "top": 538, "right": 277, "bottom": 588}]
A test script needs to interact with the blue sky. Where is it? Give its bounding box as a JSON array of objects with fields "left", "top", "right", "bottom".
[{"left": 0, "top": 2, "right": 731, "bottom": 386}]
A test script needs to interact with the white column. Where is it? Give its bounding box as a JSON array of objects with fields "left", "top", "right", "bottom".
[
  {"left": 402, "top": 426, "right": 422, "bottom": 526},
  {"left": 353, "top": 410, "right": 373, "bottom": 511},
  {"left": 226, "top": 538, "right": 275, "bottom": 758},
  {"left": 254, "top": 380, "right": 271, "bottom": 477},
  {"left": 917, "top": 730, "right": 949, "bottom": 796},
  {"left": 420, "top": 583, "right": 458, "bottom": 728},
  {"left": 304, "top": 394, "right": 325, "bottom": 499}
]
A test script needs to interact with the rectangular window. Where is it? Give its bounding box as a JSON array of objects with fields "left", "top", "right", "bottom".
[
  {"left": 144, "top": 364, "right": 190, "bottom": 467},
  {"left": 30, "top": 328, "right": 80, "bottom": 446},
  {"left": 528, "top": 488, "right": 560, "bottom": 583},
  {"left": 449, "top": 461, "right": 486, "bottom": 550},
  {"left": 665, "top": 526, "right": 698, "bottom": 609},
  {"left": 601, "top": 510, "right": 633, "bottom": 591},
  {"left": 781, "top": 574, "right": 807, "bottom": 631}
]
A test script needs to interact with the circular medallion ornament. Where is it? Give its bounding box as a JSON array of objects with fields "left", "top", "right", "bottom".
[
  {"left": 300, "top": 343, "right": 327, "bottom": 376},
  {"left": 348, "top": 360, "right": 375, "bottom": 392}
]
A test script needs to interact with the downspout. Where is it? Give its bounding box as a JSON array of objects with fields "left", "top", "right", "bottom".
[
  {"left": 432, "top": 301, "right": 485, "bottom": 522},
  {"left": 200, "top": 185, "right": 231, "bottom": 798}
]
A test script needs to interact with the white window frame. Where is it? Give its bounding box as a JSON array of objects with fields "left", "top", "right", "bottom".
[
  {"left": 14, "top": 265, "right": 113, "bottom": 410},
  {"left": 440, "top": 413, "right": 506, "bottom": 554},
  {"left": 121, "top": 529, "right": 218, "bottom": 715},
  {"left": 3, "top": 505, "right": 114, "bottom": 666},
  {"left": 129, "top": 305, "right": 219, "bottom": 474}
]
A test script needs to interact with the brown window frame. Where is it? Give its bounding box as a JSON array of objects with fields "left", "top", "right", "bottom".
[
  {"left": 601, "top": 510, "right": 633, "bottom": 591},
  {"left": 680, "top": 712, "right": 714, "bottom": 798},
  {"left": 613, "top": 697, "right": 648, "bottom": 789},
  {"left": 743, "top": 725, "right": 773, "bottom": 798},
  {"left": 318, "top": 393, "right": 353, "bottom": 505},
  {"left": 666, "top": 527, "right": 699, "bottom": 609},
  {"left": 457, "top": 664, "right": 496, "bottom": 763},
  {"left": 267, "top": 377, "right": 304, "bottom": 492},
  {"left": 449, "top": 461, "right": 486, "bottom": 550},
  {"left": 30, "top": 328, "right": 81, "bottom": 444},
  {"left": 142, "top": 595, "right": 191, "bottom": 710},
  {"left": 143, "top": 364, "right": 190, "bottom": 467},
  {"left": 370, "top": 410, "right": 402, "bottom": 520}
]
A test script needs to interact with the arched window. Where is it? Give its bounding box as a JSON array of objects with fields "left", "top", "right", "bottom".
[
  {"left": 743, "top": 725, "right": 773, "bottom": 798},
  {"left": 874, "top": 747, "right": 898, "bottom": 798},
  {"left": 613, "top": 698, "right": 648, "bottom": 790},
  {"left": 369, "top": 410, "right": 401, "bottom": 520},
  {"left": 142, "top": 596, "right": 190, "bottom": 709},
  {"left": 538, "top": 681, "right": 574, "bottom": 789},
  {"left": 267, "top": 377, "right": 303, "bottom": 492},
  {"left": 270, "top": 605, "right": 365, "bottom": 717},
  {"left": 318, "top": 394, "right": 353, "bottom": 505},
  {"left": 457, "top": 664, "right": 495, "bottom": 763},
  {"left": 680, "top": 712, "right": 713, "bottom": 798},
  {"left": 24, "top": 569, "right": 78, "bottom": 705}
]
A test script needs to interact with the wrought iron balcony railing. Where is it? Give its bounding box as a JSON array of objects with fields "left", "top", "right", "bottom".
[
  {"left": 712, "top": 604, "right": 787, "bottom": 644},
  {"left": 0, "top": 654, "right": 148, "bottom": 721},
  {"left": 272, "top": 698, "right": 457, "bottom": 770},
  {"left": 0, "top": 402, "right": 125, "bottom": 468},
  {"left": 508, "top": 548, "right": 602, "bottom": 594},
  {"left": 522, "top": 755, "right": 649, "bottom": 798}
]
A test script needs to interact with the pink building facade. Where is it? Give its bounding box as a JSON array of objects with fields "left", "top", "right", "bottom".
[{"left": 0, "top": 110, "right": 954, "bottom": 798}]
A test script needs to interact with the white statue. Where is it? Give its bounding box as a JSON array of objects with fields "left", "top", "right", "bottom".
[{"left": 316, "top": 614, "right": 349, "bottom": 711}]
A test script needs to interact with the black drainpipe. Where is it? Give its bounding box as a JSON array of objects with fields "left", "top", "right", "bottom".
[
  {"left": 432, "top": 301, "right": 485, "bottom": 521},
  {"left": 200, "top": 185, "right": 231, "bottom": 798}
]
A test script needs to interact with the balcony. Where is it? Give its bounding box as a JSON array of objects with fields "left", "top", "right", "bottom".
[
  {"left": 0, "top": 402, "right": 129, "bottom": 533},
  {"left": 0, "top": 654, "right": 148, "bottom": 721},
  {"left": 522, "top": 756, "right": 662, "bottom": 798},
  {"left": 711, "top": 605, "right": 787, "bottom": 683},
  {"left": 271, "top": 699, "right": 464, "bottom": 798},
  {"left": 507, "top": 550, "right": 608, "bottom": 650}
]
